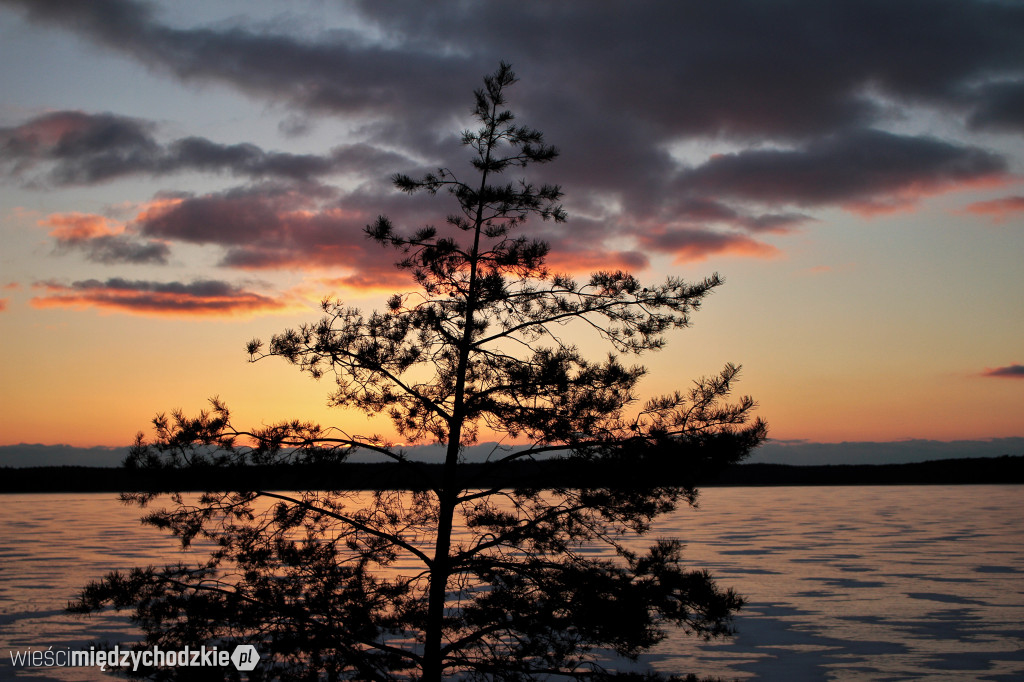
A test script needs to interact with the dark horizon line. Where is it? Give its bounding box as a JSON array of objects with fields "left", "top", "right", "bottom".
[
  {"left": 2, "top": 455, "right": 1022, "bottom": 494},
  {"left": 2, "top": 435, "right": 1023, "bottom": 468}
]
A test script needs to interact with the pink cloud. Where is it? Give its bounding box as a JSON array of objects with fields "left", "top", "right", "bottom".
[
  {"left": 543, "top": 248, "right": 650, "bottom": 274},
  {"left": 38, "top": 209, "right": 169, "bottom": 265},
  {"left": 843, "top": 176, "right": 1013, "bottom": 217},
  {"left": 981, "top": 363, "right": 1024, "bottom": 379},
  {"left": 959, "top": 195, "right": 1024, "bottom": 223},
  {"left": 30, "top": 279, "right": 290, "bottom": 318},
  {"left": 637, "top": 227, "right": 780, "bottom": 264},
  {"left": 40, "top": 212, "right": 121, "bottom": 240}
]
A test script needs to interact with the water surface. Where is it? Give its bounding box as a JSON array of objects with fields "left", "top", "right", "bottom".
[
  {"left": 639, "top": 485, "right": 1024, "bottom": 680},
  {"left": 1, "top": 486, "right": 1022, "bottom": 680}
]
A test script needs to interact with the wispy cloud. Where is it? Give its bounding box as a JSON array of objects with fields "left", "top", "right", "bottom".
[
  {"left": 0, "top": 111, "right": 412, "bottom": 187},
  {"left": 959, "top": 195, "right": 1024, "bottom": 224},
  {"left": 30, "top": 278, "right": 289, "bottom": 317},
  {"left": 966, "top": 80, "right": 1024, "bottom": 133},
  {"left": 41, "top": 212, "right": 169, "bottom": 264},
  {"left": 981, "top": 364, "right": 1024, "bottom": 379},
  {"left": 636, "top": 227, "right": 780, "bottom": 264},
  {"left": 2, "top": 280, "right": 21, "bottom": 314},
  {"left": 674, "top": 130, "right": 1008, "bottom": 215}
]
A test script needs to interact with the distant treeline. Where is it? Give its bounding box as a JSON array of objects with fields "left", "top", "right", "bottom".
[{"left": 1, "top": 455, "right": 1021, "bottom": 493}]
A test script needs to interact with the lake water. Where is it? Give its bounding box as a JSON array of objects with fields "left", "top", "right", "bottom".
[{"left": 1, "top": 486, "right": 1022, "bottom": 680}]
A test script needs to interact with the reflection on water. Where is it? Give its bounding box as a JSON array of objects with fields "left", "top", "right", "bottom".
[
  {"left": 636, "top": 485, "right": 1024, "bottom": 680},
  {"left": 0, "top": 494, "right": 198, "bottom": 681},
  {"left": 1, "top": 486, "right": 1022, "bottom": 680}
]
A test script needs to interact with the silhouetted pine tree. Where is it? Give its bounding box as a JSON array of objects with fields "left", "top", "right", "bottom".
[{"left": 72, "top": 63, "right": 766, "bottom": 681}]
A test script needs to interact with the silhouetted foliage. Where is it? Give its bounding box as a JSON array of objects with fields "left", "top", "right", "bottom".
[{"left": 72, "top": 63, "right": 766, "bottom": 681}]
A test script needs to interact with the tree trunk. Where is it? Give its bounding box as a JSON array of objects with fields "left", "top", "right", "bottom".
[{"left": 421, "top": 487, "right": 455, "bottom": 680}]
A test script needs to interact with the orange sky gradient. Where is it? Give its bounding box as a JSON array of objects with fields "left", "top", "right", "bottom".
[{"left": 1, "top": 0, "right": 1022, "bottom": 452}]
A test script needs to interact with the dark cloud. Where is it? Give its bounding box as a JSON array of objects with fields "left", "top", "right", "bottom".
[
  {"left": 363, "top": 0, "right": 1024, "bottom": 150},
  {"left": 0, "top": 111, "right": 157, "bottom": 184},
  {"left": 350, "top": 1, "right": 1024, "bottom": 139},
  {"left": 278, "top": 114, "right": 315, "bottom": 138},
  {"left": 664, "top": 198, "right": 814, "bottom": 234},
  {"left": 637, "top": 227, "right": 778, "bottom": 263},
  {"left": 162, "top": 137, "right": 336, "bottom": 180},
  {"left": 675, "top": 130, "right": 1007, "bottom": 213},
  {"left": 40, "top": 211, "right": 169, "bottom": 265},
  {"left": 8, "top": 1, "right": 1024, "bottom": 140},
  {"left": 124, "top": 184, "right": 423, "bottom": 291},
  {"left": 31, "top": 277, "right": 286, "bottom": 316},
  {"left": 742, "top": 213, "right": 815, "bottom": 233},
  {"left": 137, "top": 185, "right": 314, "bottom": 245},
  {"left": 981, "top": 364, "right": 1024, "bottom": 379},
  {"left": 3, "top": 0, "right": 474, "bottom": 125},
  {"left": 967, "top": 80, "right": 1024, "bottom": 133},
  {"left": 56, "top": 233, "right": 169, "bottom": 265},
  {"left": 0, "top": 111, "right": 412, "bottom": 186}
]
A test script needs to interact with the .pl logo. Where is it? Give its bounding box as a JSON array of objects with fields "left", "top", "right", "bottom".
[{"left": 230, "top": 644, "right": 260, "bottom": 671}]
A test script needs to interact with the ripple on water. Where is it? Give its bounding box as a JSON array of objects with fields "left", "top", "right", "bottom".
[{"left": 1, "top": 486, "right": 1022, "bottom": 680}]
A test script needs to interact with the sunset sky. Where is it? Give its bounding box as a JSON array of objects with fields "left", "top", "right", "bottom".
[{"left": 1, "top": 0, "right": 1022, "bottom": 452}]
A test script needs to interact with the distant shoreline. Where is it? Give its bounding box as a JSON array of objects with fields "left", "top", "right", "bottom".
[{"left": 1, "top": 455, "right": 1021, "bottom": 493}]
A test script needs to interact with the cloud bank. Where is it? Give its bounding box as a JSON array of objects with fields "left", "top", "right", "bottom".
[{"left": 3, "top": 0, "right": 1024, "bottom": 315}]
